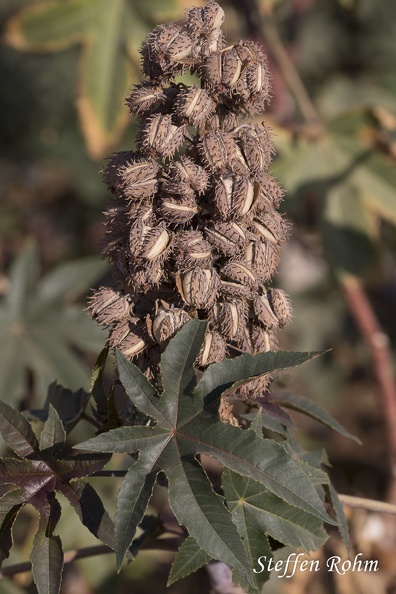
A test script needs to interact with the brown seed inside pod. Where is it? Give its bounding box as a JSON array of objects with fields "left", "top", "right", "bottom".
[
  {"left": 88, "top": 287, "right": 131, "bottom": 326},
  {"left": 159, "top": 194, "right": 200, "bottom": 224},
  {"left": 177, "top": 268, "right": 219, "bottom": 309},
  {"left": 197, "top": 331, "right": 226, "bottom": 366},
  {"left": 222, "top": 260, "right": 258, "bottom": 290},
  {"left": 152, "top": 307, "right": 191, "bottom": 345},
  {"left": 173, "top": 86, "right": 216, "bottom": 126},
  {"left": 127, "top": 83, "right": 167, "bottom": 115},
  {"left": 121, "top": 159, "right": 161, "bottom": 201},
  {"left": 267, "top": 288, "right": 293, "bottom": 328},
  {"left": 252, "top": 291, "right": 279, "bottom": 330}
]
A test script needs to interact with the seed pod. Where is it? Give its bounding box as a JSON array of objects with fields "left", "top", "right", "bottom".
[
  {"left": 246, "top": 61, "right": 270, "bottom": 97},
  {"left": 128, "top": 262, "right": 164, "bottom": 292},
  {"left": 128, "top": 208, "right": 156, "bottom": 255},
  {"left": 203, "top": 0, "right": 225, "bottom": 30},
  {"left": 88, "top": 287, "right": 131, "bottom": 326},
  {"left": 177, "top": 268, "right": 219, "bottom": 309},
  {"left": 234, "top": 123, "right": 273, "bottom": 174},
  {"left": 139, "top": 114, "right": 186, "bottom": 158},
  {"left": 152, "top": 307, "right": 191, "bottom": 345},
  {"left": 257, "top": 173, "right": 284, "bottom": 209},
  {"left": 244, "top": 240, "right": 278, "bottom": 281},
  {"left": 199, "top": 131, "right": 248, "bottom": 174},
  {"left": 222, "top": 260, "right": 258, "bottom": 290},
  {"left": 141, "top": 25, "right": 186, "bottom": 80},
  {"left": 215, "top": 175, "right": 258, "bottom": 219},
  {"left": 220, "top": 279, "right": 251, "bottom": 300},
  {"left": 253, "top": 291, "right": 279, "bottom": 330},
  {"left": 173, "top": 86, "right": 216, "bottom": 126},
  {"left": 127, "top": 83, "right": 166, "bottom": 115},
  {"left": 169, "top": 156, "right": 210, "bottom": 194},
  {"left": 120, "top": 158, "right": 161, "bottom": 201},
  {"left": 141, "top": 226, "right": 171, "bottom": 262},
  {"left": 267, "top": 288, "right": 293, "bottom": 328},
  {"left": 222, "top": 47, "right": 243, "bottom": 87},
  {"left": 111, "top": 323, "right": 149, "bottom": 359},
  {"left": 205, "top": 221, "right": 248, "bottom": 256},
  {"left": 197, "top": 331, "right": 226, "bottom": 366},
  {"left": 101, "top": 151, "right": 135, "bottom": 192},
  {"left": 185, "top": 6, "right": 205, "bottom": 34},
  {"left": 175, "top": 231, "right": 213, "bottom": 268},
  {"left": 159, "top": 194, "right": 200, "bottom": 224},
  {"left": 210, "top": 300, "right": 248, "bottom": 340},
  {"left": 202, "top": 52, "right": 223, "bottom": 87}
]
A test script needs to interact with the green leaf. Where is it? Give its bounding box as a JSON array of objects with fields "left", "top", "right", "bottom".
[
  {"left": 326, "top": 483, "right": 350, "bottom": 554},
  {"left": 0, "top": 501, "right": 23, "bottom": 568},
  {"left": 31, "top": 528, "right": 64, "bottom": 594},
  {"left": 39, "top": 405, "right": 66, "bottom": 455},
  {"left": 0, "top": 243, "right": 105, "bottom": 406},
  {"left": 0, "top": 400, "right": 39, "bottom": 457},
  {"left": 168, "top": 537, "right": 211, "bottom": 586},
  {"left": 90, "top": 348, "right": 109, "bottom": 420},
  {"left": 76, "top": 320, "right": 335, "bottom": 584},
  {"left": 223, "top": 470, "right": 328, "bottom": 553},
  {"left": 274, "top": 392, "right": 360, "bottom": 443},
  {"left": 114, "top": 452, "right": 159, "bottom": 569},
  {"left": 5, "top": 0, "right": 177, "bottom": 158}
]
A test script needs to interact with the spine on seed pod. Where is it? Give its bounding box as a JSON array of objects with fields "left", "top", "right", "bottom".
[{"left": 88, "top": 0, "right": 293, "bottom": 406}]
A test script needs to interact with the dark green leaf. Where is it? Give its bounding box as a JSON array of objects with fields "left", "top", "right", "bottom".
[
  {"left": 90, "top": 348, "right": 109, "bottom": 420},
  {"left": 0, "top": 401, "right": 39, "bottom": 457},
  {"left": 326, "top": 483, "right": 350, "bottom": 554},
  {"left": 31, "top": 528, "right": 64, "bottom": 594},
  {"left": 168, "top": 537, "right": 211, "bottom": 586},
  {"left": 275, "top": 392, "right": 360, "bottom": 443},
  {"left": 39, "top": 405, "right": 66, "bottom": 455}
]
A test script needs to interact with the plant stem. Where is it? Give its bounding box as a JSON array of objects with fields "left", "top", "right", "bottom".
[
  {"left": 340, "top": 277, "right": 396, "bottom": 503},
  {"left": 91, "top": 470, "right": 128, "bottom": 477},
  {"left": 338, "top": 493, "right": 396, "bottom": 516},
  {"left": 0, "top": 538, "right": 180, "bottom": 580},
  {"left": 81, "top": 412, "right": 102, "bottom": 429}
]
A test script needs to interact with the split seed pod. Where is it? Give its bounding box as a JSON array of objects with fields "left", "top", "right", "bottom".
[
  {"left": 88, "top": 287, "right": 131, "bottom": 326},
  {"left": 139, "top": 114, "right": 186, "bottom": 158},
  {"left": 127, "top": 83, "right": 166, "bottom": 115},
  {"left": 267, "top": 288, "right": 293, "bottom": 328},
  {"left": 177, "top": 268, "right": 219, "bottom": 309},
  {"left": 152, "top": 307, "right": 191, "bottom": 345},
  {"left": 121, "top": 158, "right": 161, "bottom": 201},
  {"left": 234, "top": 123, "right": 273, "bottom": 174},
  {"left": 159, "top": 194, "right": 200, "bottom": 224},
  {"left": 175, "top": 231, "right": 213, "bottom": 268},
  {"left": 210, "top": 300, "right": 248, "bottom": 340},
  {"left": 215, "top": 175, "right": 258, "bottom": 219},
  {"left": 197, "top": 331, "right": 226, "bottom": 366},
  {"left": 173, "top": 86, "right": 216, "bottom": 126}
]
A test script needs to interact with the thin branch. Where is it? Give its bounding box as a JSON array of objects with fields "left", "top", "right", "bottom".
[
  {"left": 338, "top": 494, "right": 396, "bottom": 516},
  {"left": 81, "top": 412, "right": 102, "bottom": 430},
  {"left": 0, "top": 538, "right": 180, "bottom": 580},
  {"left": 341, "top": 277, "right": 396, "bottom": 502}
]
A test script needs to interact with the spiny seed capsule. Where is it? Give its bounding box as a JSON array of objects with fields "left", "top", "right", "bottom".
[
  {"left": 234, "top": 123, "right": 273, "bottom": 174},
  {"left": 127, "top": 83, "right": 167, "bottom": 115},
  {"left": 215, "top": 175, "right": 258, "bottom": 219},
  {"left": 258, "top": 173, "right": 284, "bottom": 209},
  {"left": 115, "top": 325, "right": 149, "bottom": 359},
  {"left": 101, "top": 151, "right": 135, "bottom": 192},
  {"left": 244, "top": 240, "right": 276, "bottom": 281},
  {"left": 173, "top": 86, "right": 216, "bottom": 126},
  {"left": 197, "top": 331, "right": 226, "bottom": 366},
  {"left": 120, "top": 158, "right": 161, "bottom": 201},
  {"left": 253, "top": 291, "right": 279, "bottom": 330},
  {"left": 222, "top": 47, "right": 243, "bottom": 87},
  {"left": 210, "top": 300, "right": 248, "bottom": 340},
  {"left": 221, "top": 260, "right": 258, "bottom": 290},
  {"left": 88, "top": 287, "right": 131, "bottom": 326},
  {"left": 159, "top": 194, "right": 200, "bottom": 224},
  {"left": 267, "top": 288, "right": 293, "bottom": 328},
  {"left": 152, "top": 307, "right": 191, "bottom": 345},
  {"left": 141, "top": 227, "right": 171, "bottom": 262},
  {"left": 175, "top": 231, "right": 213, "bottom": 268},
  {"left": 199, "top": 131, "right": 248, "bottom": 174},
  {"left": 177, "top": 268, "right": 219, "bottom": 309},
  {"left": 139, "top": 114, "right": 186, "bottom": 158}
]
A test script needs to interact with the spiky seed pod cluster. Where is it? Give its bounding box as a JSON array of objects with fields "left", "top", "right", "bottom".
[{"left": 89, "top": 1, "right": 293, "bottom": 401}]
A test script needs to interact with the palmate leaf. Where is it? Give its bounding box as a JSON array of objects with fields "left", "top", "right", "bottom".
[
  {"left": 0, "top": 403, "right": 114, "bottom": 594},
  {"left": 0, "top": 242, "right": 106, "bottom": 406},
  {"left": 77, "top": 320, "right": 335, "bottom": 588},
  {"left": 5, "top": 0, "right": 176, "bottom": 158}
]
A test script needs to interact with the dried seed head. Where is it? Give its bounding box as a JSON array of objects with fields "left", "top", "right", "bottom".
[
  {"left": 253, "top": 291, "right": 279, "bottom": 330},
  {"left": 210, "top": 300, "right": 248, "bottom": 340},
  {"left": 163, "top": 156, "right": 209, "bottom": 195},
  {"left": 101, "top": 151, "right": 135, "bottom": 192},
  {"left": 222, "top": 260, "right": 258, "bottom": 290},
  {"left": 109, "top": 322, "right": 149, "bottom": 359},
  {"left": 173, "top": 86, "right": 216, "bottom": 126},
  {"left": 159, "top": 194, "right": 200, "bottom": 224},
  {"left": 175, "top": 231, "right": 213, "bottom": 268},
  {"left": 127, "top": 83, "right": 167, "bottom": 116},
  {"left": 177, "top": 268, "right": 220, "bottom": 309},
  {"left": 197, "top": 331, "right": 226, "bottom": 366},
  {"left": 244, "top": 240, "right": 278, "bottom": 282},
  {"left": 139, "top": 114, "right": 186, "bottom": 158},
  {"left": 120, "top": 158, "right": 161, "bottom": 201},
  {"left": 215, "top": 175, "right": 258, "bottom": 219},
  {"left": 203, "top": 0, "right": 225, "bottom": 30},
  {"left": 88, "top": 287, "right": 131, "bottom": 326},
  {"left": 267, "top": 288, "right": 293, "bottom": 328},
  {"left": 141, "top": 226, "right": 171, "bottom": 262},
  {"left": 141, "top": 24, "right": 187, "bottom": 80},
  {"left": 251, "top": 210, "right": 289, "bottom": 245},
  {"left": 234, "top": 123, "right": 273, "bottom": 174},
  {"left": 152, "top": 307, "right": 191, "bottom": 345}
]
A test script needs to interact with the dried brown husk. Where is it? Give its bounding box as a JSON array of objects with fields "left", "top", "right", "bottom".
[
  {"left": 210, "top": 300, "right": 248, "bottom": 340},
  {"left": 127, "top": 83, "right": 167, "bottom": 115},
  {"left": 174, "top": 231, "right": 213, "bottom": 269},
  {"left": 177, "top": 267, "right": 220, "bottom": 309},
  {"left": 152, "top": 306, "right": 191, "bottom": 345},
  {"left": 173, "top": 85, "right": 216, "bottom": 126},
  {"left": 267, "top": 288, "right": 293, "bottom": 328},
  {"left": 101, "top": 151, "right": 135, "bottom": 193},
  {"left": 158, "top": 194, "right": 200, "bottom": 224},
  {"left": 234, "top": 123, "right": 273, "bottom": 175},
  {"left": 88, "top": 287, "right": 131, "bottom": 326},
  {"left": 138, "top": 114, "right": 186, "bottom": 158},
  {"left": 110, "top": 322, "right": 150, "bottom": 359},
  {"left": 120, "top": 158, "right": 161, "bottom": 201},
  {"left": 196, "top": 331, "right": 226, "bottom": 366}
]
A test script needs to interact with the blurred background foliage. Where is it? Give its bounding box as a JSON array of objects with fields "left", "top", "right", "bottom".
[{"left": 1, "top": 0, "right": 396, "bottom": 592}]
